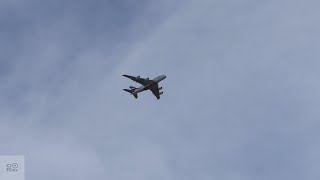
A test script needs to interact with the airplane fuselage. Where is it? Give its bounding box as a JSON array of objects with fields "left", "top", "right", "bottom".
[{"left": 132, "top": 74, "right": 166, "bottom": 95}]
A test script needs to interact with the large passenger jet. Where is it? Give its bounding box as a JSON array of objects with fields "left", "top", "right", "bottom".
[{"left": 123, "top": 74, "right": 167, "bottom": 100}]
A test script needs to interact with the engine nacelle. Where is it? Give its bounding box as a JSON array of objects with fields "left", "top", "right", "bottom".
[
  {"left": 145, "top": 78, "right": 149, "bottom": 80},
  {"left": 136, "top": 76, "right": 140, "bottom": 78},
  {"left": 158, "top": 87, "right": 162, "bottom": 90},
  {"left": 159, "top": 91, "right": 163, "bottom": 95}
]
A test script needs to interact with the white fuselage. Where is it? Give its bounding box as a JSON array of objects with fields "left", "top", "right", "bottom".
[{"left": 133, "top": 74, "right": 166, "bottom": 94}]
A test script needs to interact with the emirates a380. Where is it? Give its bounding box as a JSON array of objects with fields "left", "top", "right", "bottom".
[{"left": 123, "top": 74, "right": 167, "bottom": 100}]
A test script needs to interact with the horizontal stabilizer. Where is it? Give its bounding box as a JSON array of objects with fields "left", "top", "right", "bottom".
[
  {"left": 123, "top": 89, "right": 138, "bottom": 99},
  {"left": 123, "top": 89, "right": 133, "bottom": 93},
  {"left": 133, "top": 93, "right": 138, "bottom": 99}
]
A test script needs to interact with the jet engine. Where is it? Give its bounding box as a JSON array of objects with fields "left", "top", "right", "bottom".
[
  {"left": 136, "top": 76, "right": 140, "bottom": 78},
  {"left": 159, "top": 91, "right": 163, "bottom": 95},
  {"left": 145, "top": 78, "right": 149, "bottom": 80},
  {"left": 158, "top": 87, "right": 162, "bottom": 90}
]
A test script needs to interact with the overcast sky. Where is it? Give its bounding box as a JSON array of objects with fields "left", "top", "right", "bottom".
[{"left": 1, "top": 0, "right": 320, "bottom": 179}]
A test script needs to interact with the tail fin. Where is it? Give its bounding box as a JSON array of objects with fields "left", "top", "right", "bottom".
[
  {"left": 123, "top": 89, "right": 138, "bottom": 99},
  {"left": 133, "top": 93, "right": 138, "bottom": 99}
]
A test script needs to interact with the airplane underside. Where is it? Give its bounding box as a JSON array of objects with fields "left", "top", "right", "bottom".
[{"left": 122, "top": 74, "right": 166, "bottom": 100}]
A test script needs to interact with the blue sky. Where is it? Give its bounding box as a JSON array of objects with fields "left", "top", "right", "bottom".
[{"left": 1, "top": 0, "right": 320, "bottom": 179}]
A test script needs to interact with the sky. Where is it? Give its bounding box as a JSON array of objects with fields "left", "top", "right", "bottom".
[{"left": 1, "top": 0, "right": 320, "bottom": 179}]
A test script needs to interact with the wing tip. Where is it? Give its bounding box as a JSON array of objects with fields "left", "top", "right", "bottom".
[{"left": 123, "top": 74, "right": 132, "bottom": 79}]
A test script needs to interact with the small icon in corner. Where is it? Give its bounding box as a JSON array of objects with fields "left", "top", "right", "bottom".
[{"left": 6, "top": 163, "right": 19, "bottom": 172}]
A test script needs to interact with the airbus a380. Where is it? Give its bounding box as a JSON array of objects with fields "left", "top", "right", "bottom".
[{"left": 123, "top": 74, "right": 167, "bottom": 100}]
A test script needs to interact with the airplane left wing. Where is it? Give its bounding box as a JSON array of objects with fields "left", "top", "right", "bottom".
[{"left": 123, "top": 75, "right": 152, "bottom": 86}]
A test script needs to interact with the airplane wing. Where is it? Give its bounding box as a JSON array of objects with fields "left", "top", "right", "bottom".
[
  {"left": 149, "top": 83, "right": 161, "bottom": 100},
  {"left": 123, "top": 74, "right": 152, "bottom": 86}
]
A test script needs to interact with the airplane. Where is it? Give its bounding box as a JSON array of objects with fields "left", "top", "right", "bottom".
[{"left": 123, "top": 74, "right": 167, "bottom": 100}]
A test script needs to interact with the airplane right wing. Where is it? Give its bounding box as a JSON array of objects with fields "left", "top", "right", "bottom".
[{"left": 149, "top": 83, "right": 161, "bottom": 100}]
